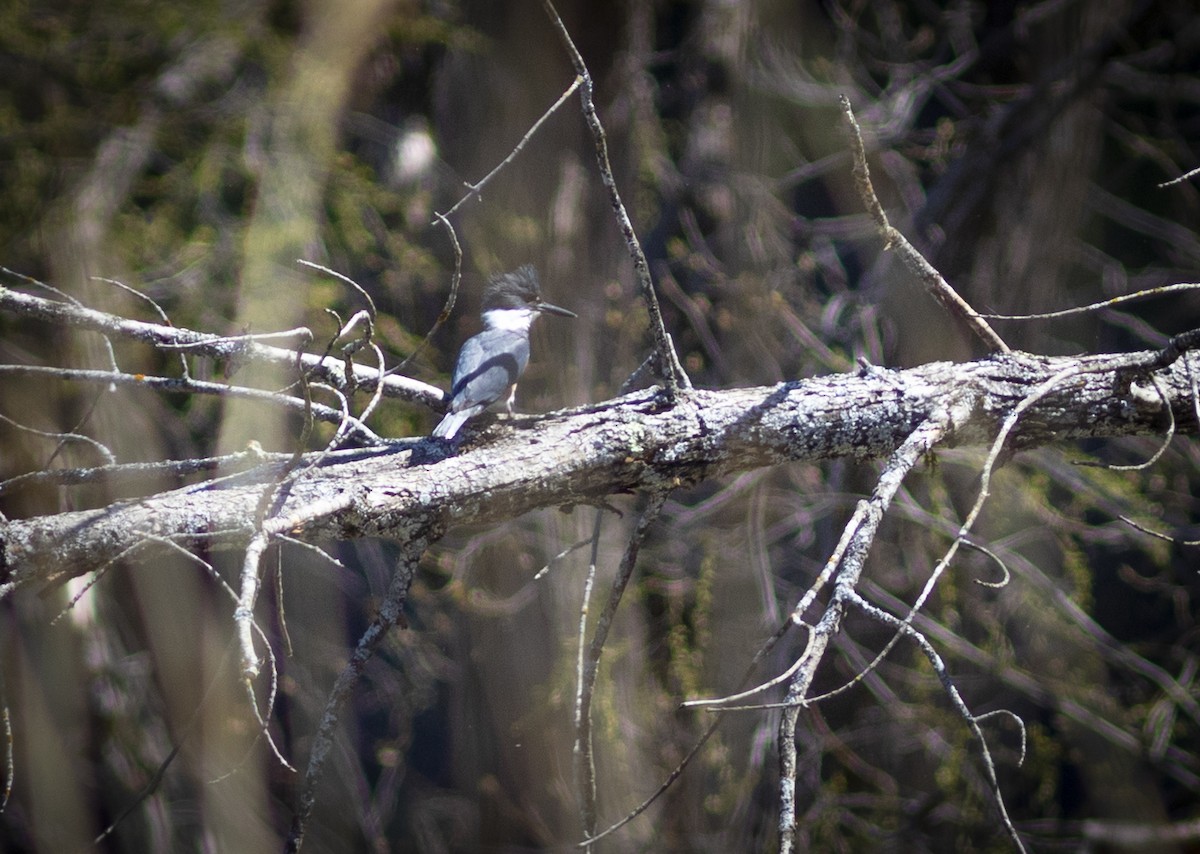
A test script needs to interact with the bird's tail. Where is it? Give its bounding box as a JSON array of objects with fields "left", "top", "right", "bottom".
[{"left": 432, "top": 410, "right": 471, "bottom": 439}]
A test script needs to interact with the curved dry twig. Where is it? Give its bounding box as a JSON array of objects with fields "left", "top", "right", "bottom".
[
  {"left": 91, "top": 640, "right": 240, "bottom": 847},
  {"left": 437, "top": 77, "right": 582, "bottom": 221},
  {"left": 781, "top": 369, "right": 1088, "bottom": 718},
  {"left": 0, "top": 411, "right": 115, "bottom": 466},
  {"left": 981, "top": 281, "right": 1200, "bottom": 320},
  {"left": 92, "top": 276, "right": 191, "bottom": 378},
  {"left": 389, "top": 214, "right": 462, "bottom": 381},
  {"left": 682, "top": 500, "right": 870, "bottom": 710},
  {"left": 1076, "top": 373, "right": 1174, "bottom": 471},
  {"left": 0, "top": 444, "right": 400, "bottom": 499},
  {"left": 1120, "top": 515, "right": 1200, "bottom": 547},
  {"left": 0, "top": 365, "right": 382, "bottom": 445},
  {"left": 847, "top": 592, "right": 1026, "bottom": 852}
]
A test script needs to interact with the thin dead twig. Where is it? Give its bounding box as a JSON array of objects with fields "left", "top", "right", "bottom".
[
  {"left": 575, "top": 493, "right": 667, "bottom": 845},
  {"left": 0, "top": 283, "right": 443, "bottom": 407},
  {"left": 981, "top": 282, "right": 1200, "bottom": 320},
  {"left": 541, "top": 0, "right": 691, "bottom": 397},
  {"left": 437, "top": 77, "right": 582, "bottom": 221},
  {"left": 839, "top": 95, "right": 1009, "bottom": 354},
  {"left": 286, "top": 534, "right": 431, "bottom": 853}
]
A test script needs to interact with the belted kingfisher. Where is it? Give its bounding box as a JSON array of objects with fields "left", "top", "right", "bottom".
[{"left": 432, "top": 265, "right": 576, "bottom": 440}]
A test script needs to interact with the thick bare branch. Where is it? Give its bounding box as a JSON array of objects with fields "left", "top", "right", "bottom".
[{"left": 3, "top": 349, "right": 1193, "bottom": 596}]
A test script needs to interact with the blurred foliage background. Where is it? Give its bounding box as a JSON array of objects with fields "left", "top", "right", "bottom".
[{"left": 2, "top": 0, "right": 1200, "bottom": 851}]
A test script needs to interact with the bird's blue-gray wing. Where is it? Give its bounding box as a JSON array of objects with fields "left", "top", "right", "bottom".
[{"left": 448, "top": 329, "right": 530, "bottom": 412}]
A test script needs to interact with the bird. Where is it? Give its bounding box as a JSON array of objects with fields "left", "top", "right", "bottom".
[{"left": 432, "top": 265, "right": 576, "bottom": 440}]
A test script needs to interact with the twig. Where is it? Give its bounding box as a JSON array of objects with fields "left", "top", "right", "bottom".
[
  {"left": 286, "top": 533, "right": 431, "bottom": 853},
  {"left": 0, "top": 664, "right": 10, "bottom": 816},
  {"left": 579, "top": 701, "right": 728, "bottom": 846},
  {"left": 795, "top": 368, "right": 1087, "bottom": 723},
  {"left": 574, "top": 510, "right": 602, "bottom": 849},
  {"left": 297, "top": 260, "right": 377, "bottom": 319},
  {"left": 846, "top": 592, "right": 1026, "bottom": 852},
  {"left": 1075, "top": 373, "right": 1174, "bottom": 471},
  {"left": 965, "top": 539, "right": 1012, "bottom": 589},
  {"left": 682, "top": 500, "right": 870, "bottom": 710},
  {"left": 980, "top": 282, "right": 1200, "bottom": 320},
  {"left": 1120, "top": 515, "right": 1200, "bottom": 547},
  {"left": 437, "top": 77, "right": 582, "bottom": 220},
  {"left": 1, "top": 269, "right": 122, "bottom": 376},
  {"left": 92, "top": 276, "right": 190, "bottom": 378},
  {"left": 0, "top": 411, "right": 115, "bottom": 465},
  {"left": 232, "top": 619, "right": 294, "bottom": 774},
  {"left": 540, "top": 0, "right": 691, "bottom": 396},
  {"left": 144, "top": 537, "right": 296, "bottom": 775},
  {"left": 92, "top": 640, "right": 240, "bottom": 847},
  {"left": 237, "top": 530, "right": 272, "bottom": 679},
  {"left": 780, "top": 369, "right": 1096, "bottom": 852},
  {"left": 575, "top": 492, "right": 667, "bottom": 843},
  {"left": 0, "top": 365, "right": 383, "bottom": 445},
  {"left": 578, "top": 469, "right": 862, "bottom": 845},
  {"left": 1159, "top": 165, "right": 1200, "bottom": 188},
  {"left": 0, "top": 444, "right": 400, "bottom": 498},
  {"left": 839, "top": 95, "right": 1009, "bottom": 354},
  {"left": 388, "top": 214, "right": 463, "bottom": 380}
]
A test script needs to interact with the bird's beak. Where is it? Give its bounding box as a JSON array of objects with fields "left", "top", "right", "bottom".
[{"left": 535, "top": 301, "right": 577, "bottom": 318}]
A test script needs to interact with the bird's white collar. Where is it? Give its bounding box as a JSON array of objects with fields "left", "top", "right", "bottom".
[{"left": 481, "top": 307, "right": 537, "bottom": 333}]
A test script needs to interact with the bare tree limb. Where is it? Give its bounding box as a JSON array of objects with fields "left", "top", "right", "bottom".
[
  {"left": 0, "top": 284, "right": 443, "bottom": 409},
  {"left": 3, "top": 348, "right": 1193, "bottom": 596},
  {"left": 778, "top": 402, "right": 968, "bottom": 853}
]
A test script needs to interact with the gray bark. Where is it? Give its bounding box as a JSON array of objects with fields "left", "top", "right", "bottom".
[{"left": 1, "top": 349, "right": 1189, "bottom": 595}]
